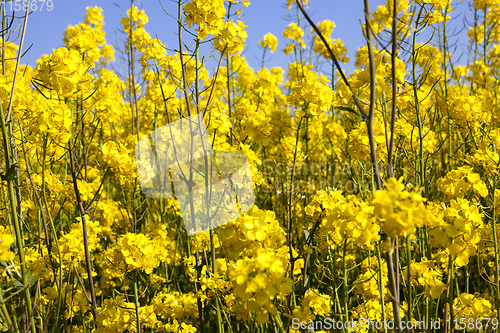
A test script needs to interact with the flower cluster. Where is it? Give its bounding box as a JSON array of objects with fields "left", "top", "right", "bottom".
[
  {"left": 184, "top": 0, "right": 226, "bottom": 39},
  {"left": 372, "top": 178, "right": 434, "bottom": 236},
  {"left": 259, "top": 33, "right": 278, "bottom": 52},
  {"left": 4, "top": 2, "right": 500, "bottom": 333},
  {"left": 35, "top": 47, "right": 92, "bottom": 98}
]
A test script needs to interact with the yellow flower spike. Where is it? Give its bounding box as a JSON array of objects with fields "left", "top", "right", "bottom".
[
  {"left": 259, "top": 33, "right": 278, "bottom": 53},
  {"left": 372, "top": 177, "right": 431, "bottom": 237},
  {"left": 184, "top": 0, "right": 226, "bottom": 39},
  {"left": 213, "top": 20, "right": 247, "bottom": 54},
  {"left": 36, "top": 47, "right": 92, "bottom": 97},
  {"left": 284, "top": 22, "right": 304, "bottom": 42}
]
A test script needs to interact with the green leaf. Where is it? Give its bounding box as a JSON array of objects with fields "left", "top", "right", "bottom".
[
  {"left": 0, "top": 165, "right": 16, "bottom": 182},
  {"left": 26, "top": 272, "right": 37, "bottom": 285},
  {"left": 13, "top": 273, "right": 36, "bottom": 288}
]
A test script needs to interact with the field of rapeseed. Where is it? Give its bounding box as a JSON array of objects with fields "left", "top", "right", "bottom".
[{"left": 1, "top": 0, "right": 500, "bottom": 332}]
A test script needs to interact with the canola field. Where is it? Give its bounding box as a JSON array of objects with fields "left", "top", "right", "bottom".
[{"left": 0, "top": 0, "right": 499, "bottom": 332}]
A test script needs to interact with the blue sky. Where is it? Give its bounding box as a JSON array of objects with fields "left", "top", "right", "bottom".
[
  {"left": 21, "top": 0, "right": 389, "bottom": 75},
  {"left": 19, "top": 0, "right": 470, "bottom": 76}
]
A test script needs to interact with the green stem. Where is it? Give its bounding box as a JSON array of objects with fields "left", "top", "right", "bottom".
[
  {"left": 406, "top": 236, "right": 413, "bottom": 331},
  {"left": 492, "top": 177, "right": 500, "bottom": 321},
  {"left": 0, "top": 101, "right": 36, "bottom": 333},
  {"left": 342, "top": 240, "right": 349, "bottom": 332},
  {"left": 364, "top": 0, "right": 383, "bottom": 190},
  {"left": 376, "top": 244, "right": 387, "bottom": 333},
  {"left": 134, "top": 271, "right": 141, "bottom": 333}
]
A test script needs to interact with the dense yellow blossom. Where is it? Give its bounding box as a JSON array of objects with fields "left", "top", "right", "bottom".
[
  {"left": 259, "top": 33, "right": 278, "bottom": 52},
  {"left": 2, "top": 2, "right": 500, "bottom": 333}
]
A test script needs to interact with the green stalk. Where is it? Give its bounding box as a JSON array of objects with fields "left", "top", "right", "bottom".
[
  {"left": 273, "top": 312, "right": 286, "bottom": 333},
  {"left": 0, "top": 287, "right": 16, "bottom": 333},
  {"left": 411, "top": 10, "right": 425, "bottom": 189},
  {"left": 376, "top": 244, "right": 387, "bottom": 333},
  {"left": 387, "top": 0, "right": 398, "bottom": 178},
  {"left": 491, "top": 177, "right": 500, "bottom": 321},
  {"left": 444, "top": 254, "right": 455, "bottom": 333},
  {"left": 41, "top": 134, "right": 63, "bottom": 332},
  {"left": 342, "top": 240, "right": 349, "bottom": 332},
  {"left": 0, "top": 102, "right": 36, "bottom": 332},
  {"left": 385, "top": 237, "right": 402, "bottom": 333},
  {"left": 134, "top": 271, "right": 141, "bottom": 333},
  {"left": 226, "top": 2, "right": 233, "bottom": 147},
  {"left": 363, "top": 0, "right": 382, "bottom": 190},
  {"left": 68, "top": 138, "right": 98, "bottom": 327},
  {"left": 287, "top": 116, "right": 303, "bottom": 310},
  {"left": 6, "top": 296, "right": 19, "bottom": 333},
  {"left": 195, "top": 33, "right": 223, "bottom": 332},
  {"left": 177, "top": 2, "right": 205, "bottom": 332},
  {"left": 442, "top": 6, "right": 451, "bottom": 171},
  {"left": 406, "top": 236, "right": 413, "bottom": 330}
]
